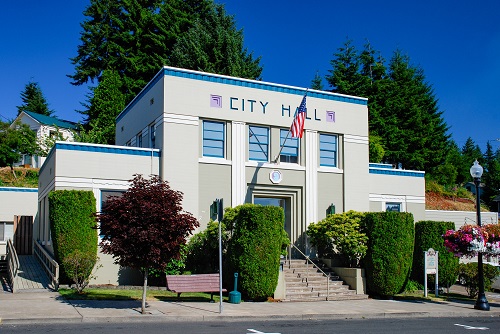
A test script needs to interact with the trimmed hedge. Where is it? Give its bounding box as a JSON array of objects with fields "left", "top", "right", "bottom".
[
  {"left": 362, "top": 212, "right": 414, "bottom": 297},
  {"left": 412, "top": 220, "right": 459, "bottom": 289},
  {"left": 48, "top": 190, "right": 97, "bottom": 282},
  {"left": 228, "top": 204, "right": 284, "bottom": 301}
]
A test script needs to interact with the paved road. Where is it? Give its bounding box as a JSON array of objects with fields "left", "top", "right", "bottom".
[{"left": 1, "top": 317, "right": 499, "bottom": 333}]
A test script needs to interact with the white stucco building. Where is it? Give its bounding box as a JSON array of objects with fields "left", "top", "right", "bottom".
[{"left": 34, "top": 66, "right": 426, "bottom": 284}]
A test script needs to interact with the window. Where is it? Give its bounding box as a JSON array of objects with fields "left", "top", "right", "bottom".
[
  {"left": 150, "top": 124, "right": 156, "bottom": 148},
  {"left": 386, "top": 202, "right": 401, "bottom": 212},
  {"left": 137, "top": 132, "right": 143, "bottom": 147},
  {"left": 249, "top": 126, "right": 269, "bottom": 161},
  {"left": 280, "top": 129, "right": 298, "bottom": 163},
  {"left": 319, "top": 134, "right": 337, "bottom": 167},
  {"left": 203, "top": 121, "right": 225, "bottom": 158},
  {"left": 0, "top": 222, "right": 5, "bottom": 241}
]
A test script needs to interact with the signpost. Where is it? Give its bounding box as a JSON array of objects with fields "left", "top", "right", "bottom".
[{"left": 424, "top": 248, "right": 439, "bottom": 297}]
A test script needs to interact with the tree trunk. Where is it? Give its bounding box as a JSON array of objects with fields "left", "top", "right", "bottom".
[
  {"left": 10, "top": 166, "right": 17, "bottom": 179},
  {"left": 141, "top": 268, "right": 148, "bottom": 314}
]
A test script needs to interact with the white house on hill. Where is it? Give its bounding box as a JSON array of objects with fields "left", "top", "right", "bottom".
[{"left": 12, "top": 111, "right": 78, "bottom": 168}]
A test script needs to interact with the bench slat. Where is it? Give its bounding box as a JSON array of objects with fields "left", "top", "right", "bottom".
[{"left": 166, "top": 273, "right": 227, "bottom": 295}]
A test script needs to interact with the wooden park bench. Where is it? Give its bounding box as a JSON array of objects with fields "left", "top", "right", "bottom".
[{"left": 166, "top": 273, "right": 227, "bottom": 301}]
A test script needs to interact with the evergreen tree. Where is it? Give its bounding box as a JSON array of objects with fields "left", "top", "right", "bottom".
[
  {"left": 326, "top": 39, "right": 366, "bottom": 96},
  {"left": 381, "top": 50, "right": 450, "bottom": 172},
  {"left": 77, "top": 70, "right": 125, "bottom": 145},
  {"left": 459, "top": 137, "right": 483, "bottom": 184},
  {"left": 16, "top": 81, "right": 54, "bottom": 116},
  {"left": 483, "top": 142, "right": 500, "bottom": 206},
  {"left": 70, "top": 0, "right": 262, "bottom": 139},
  {"left": 326, "top": 41, "right": 450, "bottom": 174},
  {"left": 169, "top": 3, "right": 262, "bottom": 79},
  {"left": 310, "top": 71, "right": 323, "bottom": 90}
]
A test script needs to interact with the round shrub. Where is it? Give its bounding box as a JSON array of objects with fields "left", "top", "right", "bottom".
[
  {"left": 412, "top": 220, "right": 459, "bottom": 289},
  {"left": 458, "top": 262, "right": 500, "bottom": 298},
  {"left": 228, "top": 204, "right": 284, "bottom": 301},
  {"left": 362, "top": 212, "right": 414, "bottom": 297}
]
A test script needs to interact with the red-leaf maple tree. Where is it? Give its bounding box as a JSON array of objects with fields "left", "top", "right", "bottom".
[{"left": 98, "top": 174, "right": 199, "bottom": 313}]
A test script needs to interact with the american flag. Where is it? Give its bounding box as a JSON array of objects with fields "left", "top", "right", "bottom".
[{"left": 290, "top": 93, "right": 307, "bottom": 138}]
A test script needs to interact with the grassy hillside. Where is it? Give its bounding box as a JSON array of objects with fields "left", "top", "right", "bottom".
[
  {"left": 0, "top": 167, "right": 39, "bottom": 188},
  {"left": 425, "top": 180, "right": 487, "bottom": 211}
]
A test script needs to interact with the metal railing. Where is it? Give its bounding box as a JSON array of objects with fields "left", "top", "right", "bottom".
[
  {"left": 286, "top": 243, "right": 331, "bottom": 300},
  {"left": 6, "top": 238, "right": 19, "bottom": 293},
  {"left": 34, "top": 240, "right": 59, "bottom": 290}
]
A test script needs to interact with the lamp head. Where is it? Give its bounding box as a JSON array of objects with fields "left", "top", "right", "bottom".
[{"left": 470, "top": 160, "right": 483, "bottom": 179}]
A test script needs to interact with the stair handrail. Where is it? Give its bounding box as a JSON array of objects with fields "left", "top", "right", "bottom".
[
  {"left": 34, "top": 240, "right": 59, "bottom": 290},
  {"left": 6, "top": 238, "right": 19, "bottom": 293},
  {"left": 287, "top": 243, "right": 330, "bottom": 300}
]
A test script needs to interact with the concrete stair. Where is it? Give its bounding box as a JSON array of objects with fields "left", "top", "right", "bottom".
[{"left": 283, "top": 259, "right": 368, "bottom": 302}]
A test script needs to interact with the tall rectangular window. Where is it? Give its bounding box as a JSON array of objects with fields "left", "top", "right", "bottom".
[
  {"left": 137, "top": 132, "right": 143, "bottom": 147},
  {"left": 280, "top": 129, "right": 298, "bottom": 163},
  {"left": 150, "top": 124, "right": 156, "bottom": 149},
  {"left": 203, "top": 121, "right": 225, "bottom": 158},
  {"left": 319, "top": 134, "right": 337, "bottom": 167},
  {"left": 249, "top": 126, "right": 269, "bottom": 161}
]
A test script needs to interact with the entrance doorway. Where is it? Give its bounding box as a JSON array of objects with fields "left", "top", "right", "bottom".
[{"left": 253, "top": 197, "right": 291, "bottom": 238}]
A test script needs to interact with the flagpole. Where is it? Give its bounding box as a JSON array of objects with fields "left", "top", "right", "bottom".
[{"left": 272, "top": 89, "right": 308, "bottom": 164}]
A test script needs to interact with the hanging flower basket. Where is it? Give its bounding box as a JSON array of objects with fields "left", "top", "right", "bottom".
[{"left": 443, "top": 224, "right": 500, "bottom": 258}]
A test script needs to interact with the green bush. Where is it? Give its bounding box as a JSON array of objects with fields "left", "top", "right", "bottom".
[
  {"left": 413, "top": 220, "right": 459, "bottom": 289},
  {"left": 228, "top": 204, "right": 284, "bottom": 301},
  {"left": 186, "top": 220, "right": 229, "bottom": 274},
  {"left": 49, "top": 190, "right": 97, "bottom": 284},
  {"left": 62, "top": 249, "right": 99, "bottom": 293},
  {"left": 362, "top": 212, "right": 414, "bottom": 297},
  {"left": 307, "top": 211, "right": 367, "bottom": 267},
  {"left": 458, "top": 262, "right": 500, "bottom": 298}
]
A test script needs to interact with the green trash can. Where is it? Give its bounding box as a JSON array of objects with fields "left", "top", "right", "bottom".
[{"left": 228, "top": 272, "right": 241, "bottom": 304}]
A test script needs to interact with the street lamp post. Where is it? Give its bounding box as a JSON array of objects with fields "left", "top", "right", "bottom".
[{"left": 470, "top": 160, "right": 490, "bottom": 311}]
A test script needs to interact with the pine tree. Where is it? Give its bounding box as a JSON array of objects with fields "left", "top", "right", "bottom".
[
  {"left": 460, "top": 137, "right": 483, "bottom": 184},
  {"left": 326, "top": 41, "right": 450, "bottom": 175},
  {"left": 380, "top": 50, "right": 450, "bottom": 172},
  {"left": 77, "top": 70, "right": 125, "bottom": 145},
  {"left": 310, "top": 71, "right": 323, "bottom": 90},
  {"left": 483, "top": 141, "right": 500, "bottom": 206},
  {"left": 70, "top": 0, "right": 262, "bottom": 139},
  {"left": 169, "top": 3, "right": 262, "bottom": 79},
  {"left": 326, "top": 39, "right": 365, "bottom": 96},
  {"left": 17, "top": 81, "right": 54, "bottom": 116}
]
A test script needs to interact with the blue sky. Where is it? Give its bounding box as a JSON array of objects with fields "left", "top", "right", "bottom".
[{"left": 1, "top": 1, "right": 499, "bottom": 152}]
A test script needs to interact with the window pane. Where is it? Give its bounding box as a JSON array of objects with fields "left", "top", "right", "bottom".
[
  {"left": 280, "top": 129, "right": 298, "bottom": 163},
  {"left": 386, "top": 203, "right": 401, "bottom": 212},
  {"left": 203, "top": 121, "right": 225, "bottom": 158},
  {"left": 249, "top": 126, "right": 269, "bottom": 161},
  {"left": 319, "top": 134, "right": 337, "bottom": 167}
]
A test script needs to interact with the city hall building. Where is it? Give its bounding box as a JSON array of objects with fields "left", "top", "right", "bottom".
[{"left": 35, "top": 66, "right": 425, "bottom": 285}]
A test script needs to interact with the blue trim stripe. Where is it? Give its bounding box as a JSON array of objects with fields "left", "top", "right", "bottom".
[
  {"left": 55, "top": 142, "right": 161, "bottom": 157},
  {"left": 162, "top": 68, "right": 367, "bottom": 105},
  {"left": 0, "top": 187, "right": 38, "bottom": 192},
  {"left": 117, "top": 67, "right": 368, "bottom": 122},
  {"left": 369, "top": 168, "right": 425, "bottom": 178},
  {"left": 369, "top": 163, "right": 394, "bottom": 169}
]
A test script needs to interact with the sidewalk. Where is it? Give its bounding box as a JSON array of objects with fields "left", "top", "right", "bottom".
[{"left": 1, "top": 287, "right": 499, "bottom": 325}]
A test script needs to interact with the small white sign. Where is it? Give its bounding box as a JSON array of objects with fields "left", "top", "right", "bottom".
[{"left": 425, "top": 248, "right": 438, "bottom": 274}]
